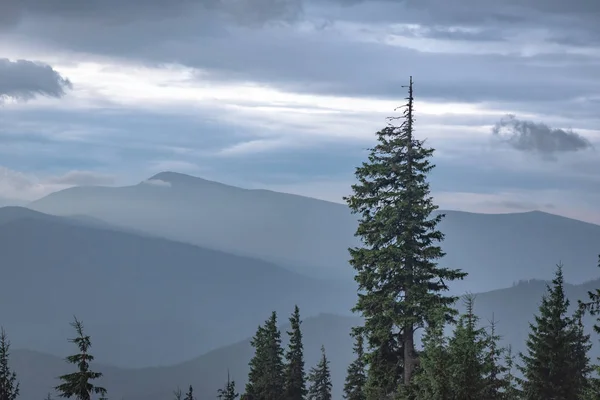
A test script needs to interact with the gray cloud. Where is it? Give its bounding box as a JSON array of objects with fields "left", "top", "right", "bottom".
[
  {"left": 46, "top": 170, "right": 115, "bottom": 186},
  {"left": 491, "top": 115, "right": 593, "bottom": 156},
  {"left": 0, "top": 0, "right": 304, "bottom": 28},
  {"left": 0, "top": 59, "right": 72, "bottom": 102}
]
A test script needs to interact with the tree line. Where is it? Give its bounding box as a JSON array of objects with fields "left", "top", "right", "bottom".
[{"left": 1, "top": 76, "right": 599, "bottom": 399}]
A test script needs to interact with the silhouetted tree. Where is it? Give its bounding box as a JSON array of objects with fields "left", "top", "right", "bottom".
[
  {"left": 307, "top": 346, "right": 332, "bottom": 400},
  {"left": 343, "top": 328, "right": 367, "bottom": 400},
  {"left": 519, "top": 264, "right": 592, "bottom": 399},
  {"left": 217, "top": 371, "right": 239, "bottom": 400},
  {"left": 0, "top": 328, "right": 19, "bottom": 400},
  {"left": 55, "top": 317, "right": 106, "bottom": 400},
  {"left": 344, "top": 76, "right": 467, "bottom": 397},
  {"left": 183, "top": 386, "right": 193, "bottom": 400},
  {"left": 284, "top": 305, "right": 306, "bottom": 400},
  {"left": 173, "top": 388, "right": 182, "bottom": 400}
]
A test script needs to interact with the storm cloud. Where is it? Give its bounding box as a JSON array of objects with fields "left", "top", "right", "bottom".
[
  {"left": 491, "top": 114, "right": 593, "bottom": 156},
  {"left": 0, "top": 59, "right": 71, "bottom": 102}
]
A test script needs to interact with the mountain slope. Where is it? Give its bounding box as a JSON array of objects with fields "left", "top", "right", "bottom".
[
  {"left": 29, "top": 172, "right": 600, "bottom": 291},
  {"left": 0, "top": 207, "right": 355, "bottom": 367},
  {"left": 12, "top": 279, "right": 600, "bottom": 400}
]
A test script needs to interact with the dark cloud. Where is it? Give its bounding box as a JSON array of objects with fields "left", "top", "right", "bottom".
[
  {"left": 0, "top": 0, "right": 304, "bottom": 28},
  {"left": 0, "top": 59, "right": 72, "bottom": 101},
  {"left": 491, "top": 115, "right": 593, "bottom": 156}
]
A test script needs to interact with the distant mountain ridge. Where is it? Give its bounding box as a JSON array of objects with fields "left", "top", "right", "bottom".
[
  {"left": 11, "top": 277, "right": 600, "bottom": 400},
  {"left": 29, "top": 171, "right": 600, "bottom": 292},
  {"left": 0, "top": 206, "right": 355, "bottom": 367}
]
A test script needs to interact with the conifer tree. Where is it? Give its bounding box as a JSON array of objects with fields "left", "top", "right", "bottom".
[
  {"left": 307, "top": 346, "right": 332, "bottom": 400},
  {"left": 411, "top": 309, "right": 451, "bottom": 400},
  {"left": 579, "top": 254, "right": 600, "bottom": 394},
  {"left": 217, "top": 371, "right": 239, "bottom": 400},
  {"left": 502, "top": 346, "right": 522, "bottom": 400},
  {"left": 184, "top": 386, "right": 194, "bottom": 400},
  {"left": 446, "top": 295, "right": 487, "bottom": 400},
  {"left": 284, "top": 305, "right": 306, "bottom": 400},
  {"left": 45, "top": 393, "right": 53, "bottom": 400},
  {"left": 481, "top": 317, "right": 510, "bottom": 399},
  {"left": 518, "top": 264, "right": 592, "bottom": 399},
  {"left": 343, "top": 328, "right": 367, "bottom": 400},
  {"left": 245, "top": 312, "right": 284, "bottom": 400},
  {"left": 55, "top": 317, "right": 106, "bottom": 400},
  {"left": 0, "top": 328, "right": 19, "bottom": 400},
  {"left": 344, "top": 76, "right": 467, "bottom": 395}
]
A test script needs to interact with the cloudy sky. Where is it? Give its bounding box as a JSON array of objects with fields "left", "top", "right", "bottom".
[{"left": 1, "top": 0, "right": 599, "bottom": 222}]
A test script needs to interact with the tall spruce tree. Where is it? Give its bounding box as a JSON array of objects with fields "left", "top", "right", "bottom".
[
  {"left": 55, "top": 317, "right": 106, "bottom": 400},
  {"left": 284, "top": 305, "right": 306, "bottom": 400},
  {"left": 0, "top": 328, "right": 19, "bottom": 400},
  {"left": 343, "top": 328, "right": 367, "bottom": 400},
  {"left": 344, "top": 76, "right": 467, "bottom": 395},
  {"left": 245, "top": 312, "right": 285, "bottom": 400},
  {"left": 518, "top": 264, "right": 592, "bottom": 399},
  {"left": 217, "top": 371, "right": 239, "bottom": 400},
  {"left": 579, "top": 254, "right": 600, "bottom": 393},
  {"left": 446, "top": 295, "right": 487, "bottom": 400},
  {"left": 307, "top": 346, "right": 332, "bottom": 400}
]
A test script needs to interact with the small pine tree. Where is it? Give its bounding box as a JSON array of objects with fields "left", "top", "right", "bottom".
[
  {"left": 481, "top": 317, "right": 510, "bottom": 399},
  {"left": 284, "top": 305, "right": 306, "bottom": 400},
  {"left": 184, "top": 386, "right": 193, "bottom": 400},
  {"left": 245, "top": 312, "right": 285, "bottom": 400},
  {"left": 55, "top": 317, "right": 107, "bottom": 400},
  {"left": 217, "top": 371, "right": 239, "bottom": 400},
  {"left": 446, "top": 295, "right": 487, "bottom": 400},
  {"left": 343, "top": 328, "right": 367, "bottom": 400},
  {"left": 502, "top": 345, "right": 522, "bottom": 399},
  {"left": 307, "top": 346, "right": 332, "bottom": 400},
  {"left": 0, "top": 328, "right": 20, "bottom": 400},
  {"left": 518, "top": 264, "right": 593, "bottom": 399},
  {"left": 411, "top": 308, "right": 451, "bottom": 400}
]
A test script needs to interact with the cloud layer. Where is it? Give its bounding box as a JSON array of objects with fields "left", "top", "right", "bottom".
[{"left": 0, "top": 58, "right": 71, "bottom": 101}]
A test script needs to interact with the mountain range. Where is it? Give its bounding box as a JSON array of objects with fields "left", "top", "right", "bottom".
[
  {"left": 29, "top": 171, "right": 600, "bottom": 292},
  {"left": 0, "top": 170, "right": 598, "bottom": 399}
]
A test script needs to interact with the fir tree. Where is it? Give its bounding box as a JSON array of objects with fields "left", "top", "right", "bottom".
[
  {"left": 411, "top": 308, "right": 451, "bottom": 400},
  {"left": 217, "top": 371, "right": 239, "bottom": 400},
  {"left": 481, "top": 317, "right": 510, "bottom": 399},
  {"left": 284, "top": 305, "right": 306, "bottom": 400},
  {"left": 44, "top": 393, "right": 53, "bottom": 400},
  {"left": 343, "top": 328, "right": 367, "bottom": 400},
  {"left": 518, "top": 264, "right": 593, "bottom": 399},
  {"left": 307, "top": 346, "right": 332, "bottom": 400},
  {"left": 55, "top": 317, "right": 107, "bottom": 400},
  {"left": 344, "top": 76, "right": 467, "bottom": 395},
  {"left": 502, "top": 346, "right": 522, "bottom": 400},
  {"left": 184, "top": 386, "right": 193, "bottom": 400},
  {"left": 0, "top": 328, "right": 20, "bottom": 400},
  {"left": 446, "top": 295, "right": 487, "bottom": 400},
  {"left": 245, "top": 312, "right": 284, "bottom": 400}
]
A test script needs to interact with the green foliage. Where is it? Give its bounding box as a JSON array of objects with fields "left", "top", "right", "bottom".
[
  {"left": 518, "top": 264, "right": 593, "bottom": 400},
  {"left": 344, "top": 76, "right": 467, "bottom": 393},
  {"left": 446, "top": 295, "right": 488, "bottom": 399},
  {"left": 307, "top": 346, "right": 332, "bottom": 400},
  {"left": 55, "top": 317, "right": 106, "bottom": 400},
  {"left": 502, "top": 346, "right": 522, "bottom": 400},
  {"left": 0, "top": 328, "right": 19, "bottom": 400},
  {"left": 343, "top": 328, "right": 367, "bottom": 400},
  {"left": 183, "top": 386, "right": 193, "bottom": 400},
  {"left": 284, "top": 305, "right": 306, "bottom": 400},
  {"left": 217, "top": 371, "right": 239, "bottom": 400},
  {"left": 245, "top": 312, "right": 285, "bottom": 400},
  {"left": 411, "top": 308, "right": 451, "bottom": 400}
]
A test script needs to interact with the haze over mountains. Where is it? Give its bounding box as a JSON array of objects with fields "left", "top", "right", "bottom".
[{"left": 30, "top": 171, "right": 600, "bottom": 292}]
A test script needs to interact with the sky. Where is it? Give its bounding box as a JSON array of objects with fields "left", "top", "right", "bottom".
[{"left": 0, "top": 0, "right": 599, "bottom": 222}]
